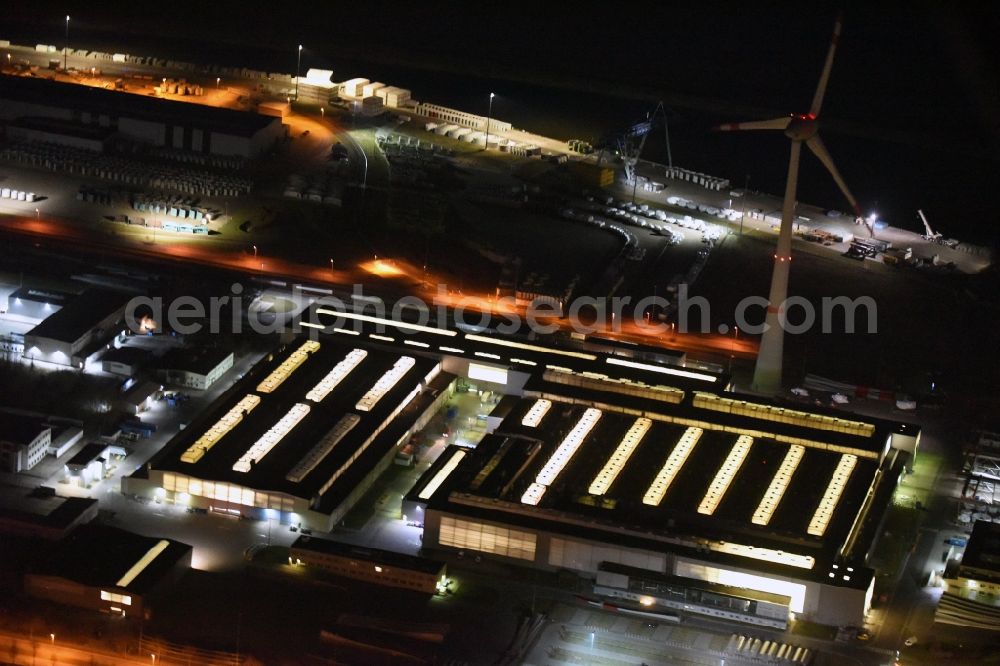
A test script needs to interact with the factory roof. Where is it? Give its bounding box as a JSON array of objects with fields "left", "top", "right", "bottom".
[
  {"left": 9, "top": 286, "right": 75, "bottom": 307},
  {"left": 100, "top": 346, "right": 153, "bottom": 367},
  {"left": 10, "top": 116, "right": 116, "bottom": 141},
  {"left": 421, "top": 379, "right": 906, "bottom": 587},
  {"left": 960, "top": 520, "right": 1000, "bottom": 581},
  {"left": 305, "top": 305, "right": 727, "bottom": 394},
  {"left": 0, "top": 74, "right": 278, "bottom": 138},
  {"left": 24, "top": 288, "right": 130, "bottom": 344},
  {"left": 0, "top": 412, "right": 49, "bottom": 445},
  {"left": 0, "top": 486, "right": 97, "bottom": 535},
  {"left": 66, "top": 442, "right": 108, "bottom": 468},
  {"left": 158, "top": 346, "right": 233, "bottom": 376},
  {"left": 32, "top": 524, "right": 191, "bottom": 594},
  {"left": 148, "top": 338, "right": 445, "bottom": 505}
]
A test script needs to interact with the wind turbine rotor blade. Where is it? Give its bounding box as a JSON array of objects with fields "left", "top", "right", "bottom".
[
  {"left": 713, "top": 117, "right": 791, "bottom": 132},
  {"left": 806, "top": 135, "right": 861, "bottom": 215},
  {"left": 810, "top": 14, "right": 844, "bottom": 116}
]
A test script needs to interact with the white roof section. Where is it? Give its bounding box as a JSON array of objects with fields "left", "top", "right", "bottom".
[{"left": 303, "top": 68, "right": 335, "bottom": 88}]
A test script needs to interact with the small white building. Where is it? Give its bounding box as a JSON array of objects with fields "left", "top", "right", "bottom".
[
  {"left": 340, "top": 78, "right": 369, "bottom": 97},
  {"left": 298, "top": 68, "right": 336, "bottom": 104},
  {"left": 375, "top": 86, "right": 411, "bottom": 108},
  {"left": 361, "top": 81, "right": 386, "bottom": 98},
  {"left": 351, "top": 96, "right": 385, "bottom": 117},
  {"left": 65, "top": 442, "right": 111, "bottom": 487}
]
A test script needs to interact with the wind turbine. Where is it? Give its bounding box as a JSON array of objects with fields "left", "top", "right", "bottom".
[{"left": 716, "top": 14, "right": 863, "bottom": 394}]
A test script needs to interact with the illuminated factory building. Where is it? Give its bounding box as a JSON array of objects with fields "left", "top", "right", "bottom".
[
  {"left": 401, "top": 336, "right": 919, "bottom": 628},
  {"left": 125, "top": 309, "right": 917, "bottom": 627}
]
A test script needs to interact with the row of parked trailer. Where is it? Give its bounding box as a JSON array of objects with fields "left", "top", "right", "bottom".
[
  {"left": 592, "top": 196, "right": 726, "bottom": 243},
  {"left": 665, "top": 166, "right": 730, "bottom": 192},
  {"left": 130, "top": 194, "right": 212, "bottom": 221},
  {"left": 0, "top": 188, "right": 37, "bottom": 203},
  {"left": 0, "top": 140, "right": 252, "bottom": 197},
  {"left": 725, "top": 633, "right": 811, "bottom": 664},
  {"left": 422, "top": 123, "right": 541, "bottom": 155}
]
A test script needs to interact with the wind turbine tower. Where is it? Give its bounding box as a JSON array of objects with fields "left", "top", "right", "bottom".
[{"left": 717, "top": 14, "right": 864, "bottom": 393}]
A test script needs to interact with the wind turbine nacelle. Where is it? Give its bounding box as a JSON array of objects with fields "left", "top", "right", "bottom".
[{"left": 785, "top": 114, "right": 819, "bottom": 142}]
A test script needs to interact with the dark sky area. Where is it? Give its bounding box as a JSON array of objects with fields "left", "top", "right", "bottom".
[{"left": 3, "top": 1, "right": 999, "bottom": 241}]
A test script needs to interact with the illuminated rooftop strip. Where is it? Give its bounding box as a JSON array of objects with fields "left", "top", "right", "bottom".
[
  {"left": 305, "top": 349, "right": 367, "bottom": 403},
  {"left": 692, "top": 392, "right": 875, "bottom": 437},
  {"left": 589, "top": 417, "right": 652, "bottom": 496},
  {"left": 257, "top": 340, "right": 321, "bottom": 393},
  {"left": 317, "top": 386, "right": 421, "bottom": 497},
  {"left": 807, "top": 454, "right": 857, "bottom": 537},
  {"left": 751, "top": 445, "right": 805, "bottom": 526},
  {"left": 535, "top": 408, "right": 602, "bottom": 487},
  {"left": 709, "top": 541, "right": 815, "bottom": 570},
  {"left": 116, "top": 540, "right": 170, "bottom": 588},
  {"left": 464, "top": 333, "right": 597, "bottom": 360},
  {"left": 316, "top": 308, "right": 458, "bottom": 337},
  {"left": 542, "top": 368, "right": 685, "bottom": 404},
  {"left": 642, "top": 427, "right": 703, "bottom": 506},
  {"left": 606, "top": 357, "right": 717, "bottom": 383},
  {"left": 180, "top": 394, "right": 261, "bottom": 464},
  {"left": 697, "top": 435, "right": 753, "bottom": 515},
  {"left": 233, "top": 403, "right": 311, "bottom": 473},
  {"left": 418, "top": 449, "right": 467, "bottom": 500},
  {"left": 521, "top": 399, "right": 553, "bottom": 428},
  {"left": 356, "top": 356, "right": 416, "bottom": 412},
  {"left": 286, "top": 413, "right": 361, "bottom": 483},
  {"left": 521, "top": 482, "right": 548, "bottom": 506}
]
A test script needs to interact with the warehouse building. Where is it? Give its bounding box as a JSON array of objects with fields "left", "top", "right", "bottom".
[
  {"left": 0, "top": 75, "right": 283, "bottom": 158},
  {"left": 2, "top": 286, "right": 73, "bottom": 325},
  {"left": 22, "top": 288, "right": 131, "bottom": 368},
  {"left": 406, "top": 358, "right": 914, "bottom": 628},
  {"left": 156, "top": 346, "right": 234, "bottom": 390},
  {"left": 0, "top": 486, "right": 98, "bottom": 541},
  {"left": 124, "top": 338, "right": 453, "bottom": 531},
  {"left": 24, "top": 524, "right": 192, "bottom": 617}
]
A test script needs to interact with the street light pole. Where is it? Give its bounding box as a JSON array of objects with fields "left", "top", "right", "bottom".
[
  {"left": 63, "top": 15, "right": 69, "bottom": 70},
  {"left": 485, "top": 92, "right": 495, "bottom": 151},
  {"left": 361, "top": 141, "right": 368, "bottom": 188},
  {"left": 294, "top": 44, "right": 303, "bottom": 101},
  {"left": 739, "top": 174, "right": 749, "bottom": 235}
]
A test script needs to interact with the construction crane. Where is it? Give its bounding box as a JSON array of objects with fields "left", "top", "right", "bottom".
[
  {"left": 918, "top": 209, "right": 941, "bottom": 241},
  {"left": 917, "top": 209, "right": 959, "bottom": 248},
  {"left": 596, "top": 102, "right": 672, "bottom": 201}
]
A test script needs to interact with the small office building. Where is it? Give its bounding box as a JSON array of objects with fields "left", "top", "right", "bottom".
[{"left": 0, "top": 413, "right": 51, "bottom": 473}]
